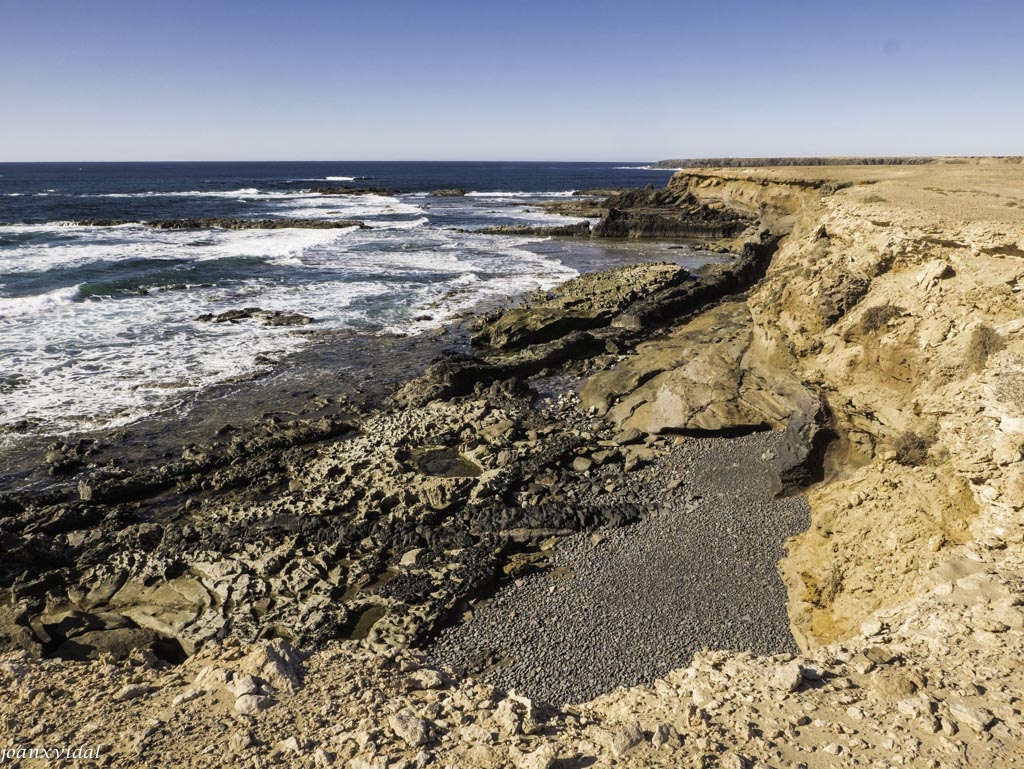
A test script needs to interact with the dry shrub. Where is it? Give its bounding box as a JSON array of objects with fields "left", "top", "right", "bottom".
[
  {"left": 966, "top": 324, "right": 1005, "bottom": 372},
  {"left": 861, "top": 304, "right": 903, "bottom": 333},
  {"left": 894, "top": 430, "right": 931, "bottom": 466}
]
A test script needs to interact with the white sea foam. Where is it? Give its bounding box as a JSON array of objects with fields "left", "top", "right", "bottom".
[
  {"left": 613, "top": 165, "right": 674, "bottom": 170},
  {"left": 0, "top": 208, "right": 579, "bottom": 440},
  {"left": 269, "top": 193, "right": 424, "bottom": 221},
  {"left": 323, "top": 176, "right": 356, "bottom": 181},
  {"left": 93, "top": 188, "right": 280, "bottom": 199},
  {"left": 0, "top": 285, "right": 81, "bottom": 318},
  {"left": 465, "top": 191, "right": 575, "bottom": 198},
  {"left": 0, "top": 224, "right": 355, "bottom": 274}
]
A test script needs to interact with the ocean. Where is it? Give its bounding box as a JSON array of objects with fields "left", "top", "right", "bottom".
[{"left": 0, "top": 161, "right": 700, "bottom": 446}]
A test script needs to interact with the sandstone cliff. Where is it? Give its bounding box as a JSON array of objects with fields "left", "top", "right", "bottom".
[{"left": 588, "top": 162, "right": 1024, "bottom": 652}]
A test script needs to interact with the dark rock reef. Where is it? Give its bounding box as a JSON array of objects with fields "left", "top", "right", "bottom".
[
  {"left": 473, "top": 222, "right": 592, "bottom": 237},
  {"left": 591, "top": 187, "right": 752, "bottom": 238},
  {"left": 74, "top": 218, "right": 368, "bottom": 230},
  {"left": 195, "top": 307, "right": 315, "bottom": 326}
]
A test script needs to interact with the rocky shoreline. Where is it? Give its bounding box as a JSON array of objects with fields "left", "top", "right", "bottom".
[
  {"left": 0, "top": 226, "right": 792, "bottom": 665},
  {"left": 3, "top": 159, "right": 1024, "bottom": 766}
]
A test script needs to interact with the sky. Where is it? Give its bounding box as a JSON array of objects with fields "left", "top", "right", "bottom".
[{"left": 1, "top": 0, "right": 1022, "bottom": 161}]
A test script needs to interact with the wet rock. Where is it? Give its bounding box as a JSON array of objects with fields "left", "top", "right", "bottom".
[
  {"left": 476, "top": 222, "right": 591, "bottom": 237},
  {"left": 195, "top": 308, "right": 314, "bottom": 326},
  {"left": 76, "top": 217, "right": 367, "bottom": 230}
]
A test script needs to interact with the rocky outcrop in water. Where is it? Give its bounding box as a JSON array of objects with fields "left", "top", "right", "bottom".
[
  {"left": 308, "top": 187, "right": 404, "bottom": 196},
  {"left": 474, "top": 221, "right": 591, "bottom": 237},
  {"left": 74, "top": 218, "right": 368, "bottom": 230},
  {"left": 195, "top": 308, "right": 314, "bottom": 326},
  {"left": 591, "top": 187, "right": 753, "bottom": 238}
]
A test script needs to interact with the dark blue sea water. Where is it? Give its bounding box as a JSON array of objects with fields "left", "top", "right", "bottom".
[
  {"left": 0, "top": 161, "right": 671, "bottom": 224},
  {"left": 0, "top": 161, "right": 693, "bottom": 443}
]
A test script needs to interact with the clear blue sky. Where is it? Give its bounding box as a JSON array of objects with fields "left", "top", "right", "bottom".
[{"left": 2, "top": 0, "right": 1021, "bottom": 161}]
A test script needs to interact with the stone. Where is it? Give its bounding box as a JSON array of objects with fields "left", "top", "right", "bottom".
[
  {"left": 228, "top": 673, "right": 262, "bottom": 698},
  {"left": 235, "top": 694, "right": 273, "bottom": 715},
  {"left": 773, "top": 662, "right": 804, "bottom": 692},
  {"left": 114, "top": 685, "right": 156, "bottom": 701},
  {"left": 228, "top": 730, "right": 255, "bottom": 754},
  {"left": 406, "top": 668, "right": 446, "bottom": 690},
  {"left": 947, "top": 701, "right": 994, "bottom": 732},
  {"left": 389, "top": 708, "right": 431, "bottom": 747},
  {"left": 607, "top": 721, "right": 644, "bottom": 757},
  {"left": 400, "top": 548, "right": 425, "bottom": 567},
  {"left": 572, "top": 456, "right": 593, "bottom": 473},
  {"left": 513, "top": 744, "right": 557, "bottom": 769},
  {"left": 274, "top": 737, "right": 302, "bottom": 755},
  {"left": 493, "top": 699, "right": 523, "bottom": 737},
  {"left": 651, "top": 723, "right": 677, "bottom": 749},
  {"left": 722, "top": 754, "right": 751, "bottom": 769}
]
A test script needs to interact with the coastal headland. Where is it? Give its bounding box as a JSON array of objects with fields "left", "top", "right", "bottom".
[{"left": 2, "top": 159, "right": 1024, "bottom": 766}]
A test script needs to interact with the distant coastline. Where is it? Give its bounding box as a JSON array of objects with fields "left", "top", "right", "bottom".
[{"left": 652, "top": 156, "right": 944, "bottom": 169}]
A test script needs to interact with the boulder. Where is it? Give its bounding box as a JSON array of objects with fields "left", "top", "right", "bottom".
[{"left": 582, "top": 301, "right": 804, "bottom": 434}]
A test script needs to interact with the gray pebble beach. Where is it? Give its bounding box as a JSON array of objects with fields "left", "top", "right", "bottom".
[{"left": 430, "top": 431, "right": 810, "bottom": 706}]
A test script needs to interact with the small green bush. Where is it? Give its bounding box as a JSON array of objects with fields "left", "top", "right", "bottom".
[
  {"left": 966, "top": 324, "right": 1005, "bottom": 372},
  {"left": 894, "top": 430, "right": 931, "bottom": 466},
  {"left": 861, "top": 304, "right": 903, "bottom": 333}
]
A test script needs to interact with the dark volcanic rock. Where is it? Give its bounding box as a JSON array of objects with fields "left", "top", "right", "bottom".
[
  {"left": 475, "top": 222, "right": 591, "bottom": 237},
  {"left": 195, "top": 308, "right": 314, "bottom": 326},
  {"left": 75, "top": 218, "right": 367, "bottom": 230},
  {"left": 771, "top": 391, "right": 837, "bottom": 496},
  {"left": 471, "top": 263, "right": 692, "bottom": 352},
  {"left": 429, "top": 188, "right": 467, "bottom": 197},
  {"left": 592, "top": 188, "right": 751, "bottom": 239}
]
